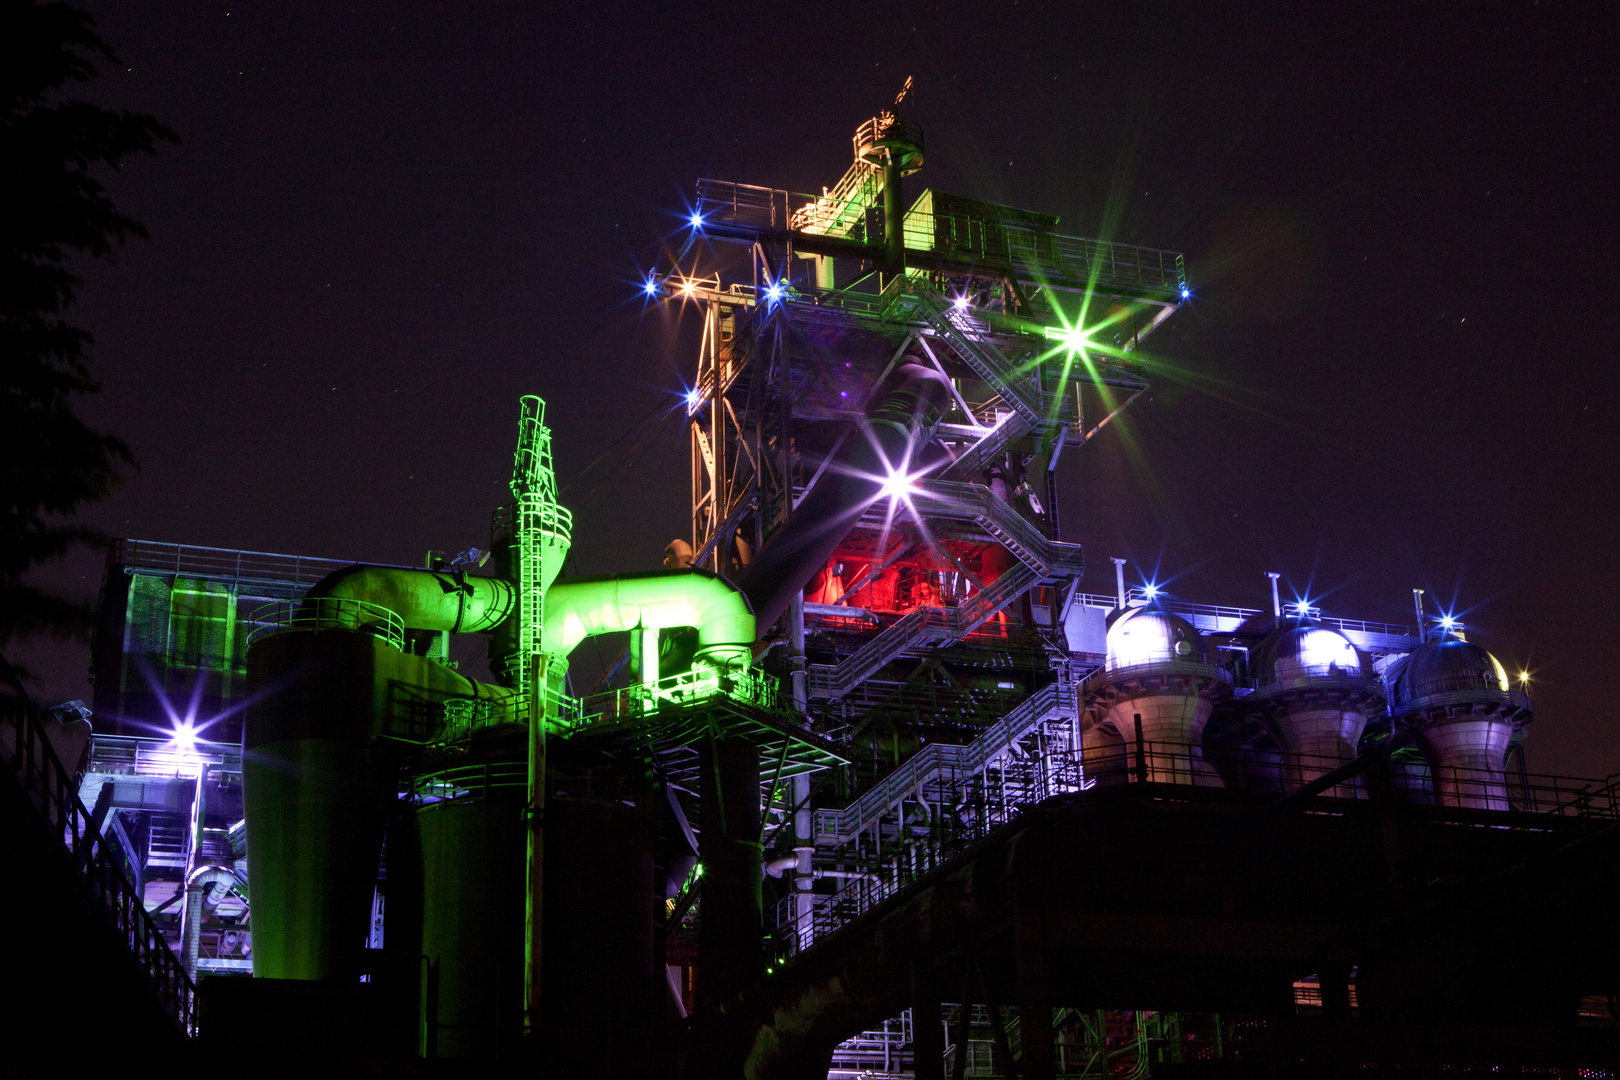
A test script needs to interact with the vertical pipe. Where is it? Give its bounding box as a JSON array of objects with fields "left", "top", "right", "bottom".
[
  {"left": 178, "top": 766, "right": 208, "bottom": 984},
  {"left": 1111, "top": 557, "right": 1127, "bottom": 610},
  {"left": 1267, "top": 572, "right": 1281, "bottom": 618},
  {"left": 788, "top": 591, "right": 808, "bottom": 712},
  {"left": 883, "top": 150, "right": 905, "bottom": 275},
  {"left": 1134, "top": 713, "right": 1147, "bottom": 784},
  {"left": 183, "top": 879, "right": 205, "bottom": 985},
  {"left": 523, "top": 658, "right": 548, "bottom": 1038},
  {"left": 1412, "top": 588, "right": 1426, "bottom": 643},
  {"left": 791, "top": 773, "right": 813, "bottom": 946},
  {"left": 640, "top": 625, "right": 659, "bottom": 687}
]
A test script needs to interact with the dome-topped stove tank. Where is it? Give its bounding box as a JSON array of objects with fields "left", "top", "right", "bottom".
[
  {"left": 1085, "top": 605, "right": 1231, "bottom": 784},
  {"left": 1251, "top": 623, "right": 1383, "bottom": 791},
  {"left": 1385, "top": 632, "right": 1531, "bottom": 809}
]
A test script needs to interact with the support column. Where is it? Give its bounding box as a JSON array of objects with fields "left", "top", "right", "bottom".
[
  {"left": 883, "top": 151, "right": 905, "bottom": 275},
  {"left": 178, "top": 766, "right": 208, "bottom": 984},
  {"left": 912, "top": 960, "right": 945, "bottom": 1080},
  {"left": 698, "top": 735, "right": 762, "bottom": 1016},
  {"left": 791, "top": 773, "right": 814, "bottom": 946},
  {"left": 1016, "top": 922, "right": 1055, "bottom": 1080}
]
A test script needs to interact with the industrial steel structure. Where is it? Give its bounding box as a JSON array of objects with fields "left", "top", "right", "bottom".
[{"left": 3, "top": 93, "right": 1618, "bottom": 1077}]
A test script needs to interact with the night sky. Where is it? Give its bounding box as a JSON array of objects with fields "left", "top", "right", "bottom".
[{"left": 22, "top": 3, "right": 1618, "bottom": 778}]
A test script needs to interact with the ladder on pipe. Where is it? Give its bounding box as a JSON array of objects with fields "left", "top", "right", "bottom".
[{"left": 509, "top": 394, "right": 562, "bottom": 697}]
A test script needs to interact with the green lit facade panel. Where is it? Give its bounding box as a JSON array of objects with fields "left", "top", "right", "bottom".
[{"left": 94, "top": 548, "right": 333, "bottom": 740}]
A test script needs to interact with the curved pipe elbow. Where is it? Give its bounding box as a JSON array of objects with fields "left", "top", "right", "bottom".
[
  {"left": 308, "top": 565, "right": 516, "bottom": 634},
  {"left": 542, "top": 569, "right": 755, "bottom": 665}
]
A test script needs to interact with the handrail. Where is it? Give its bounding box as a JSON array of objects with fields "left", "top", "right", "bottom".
[
  {"left": 247, "top": 595, "right": 405, "bottom": 651},
  {"left": 0, "top": 654, "right": 195, "bottom": 1035},
  {"left": 813, "top": 684, "right": 1076, "bottom": 844},
  {"left": 113, "top": 537, "right": 356, "bottom": 587},
  {"left": 807, "top": 573, "right": 1037, "bottom": 700},
  {"left": 779, "top": 730, "right": 1620, "bottom": 962},
  {"left": 916, "top": 480, "right": 1084, "bottom": 578},
  {"left": 692, "top": 176, "right": 1188, "bottom": 300}
]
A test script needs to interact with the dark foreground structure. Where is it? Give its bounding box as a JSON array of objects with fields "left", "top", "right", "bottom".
[{"left": 3, "top": 96, "right": 1617, "bottom": 1077}]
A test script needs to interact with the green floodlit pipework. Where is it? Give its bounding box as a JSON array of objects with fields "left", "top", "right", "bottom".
[
  {"left": 541, "top": 569, "right": 756, "bottom": 678},
  {"left": 307, "top": 565, "right": 516, "bottom": 633}
]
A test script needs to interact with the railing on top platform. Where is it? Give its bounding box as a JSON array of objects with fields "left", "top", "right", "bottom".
[
  {"left": 693, "top": 178, "right": 1188, "bottom": 301},
  {"left": 773, "top": 732, "right": 1620, "bottom": 963},
  {"left": 113, "top": 538, "right": 354, "bottom": 587}
]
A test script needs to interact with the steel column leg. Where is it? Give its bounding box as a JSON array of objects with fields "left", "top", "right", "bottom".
[
  {"left": 1017, "top": 930, "right": 1055, "bottom": 1080},
  {"left": 912, "top": 960, "right": 945, "bottom": 1080}
]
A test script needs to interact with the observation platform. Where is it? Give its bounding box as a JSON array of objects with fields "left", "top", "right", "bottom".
[
  {"left": 567, "top": 668, "right": 847, "bottom": 787},
  {"left": 693, "top": 179, "right": 1188, "bottom": 305}
]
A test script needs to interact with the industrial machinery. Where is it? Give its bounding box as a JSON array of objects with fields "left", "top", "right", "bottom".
[{"left": 6, "top": 90, "right": 1617, "bottom": 1078}]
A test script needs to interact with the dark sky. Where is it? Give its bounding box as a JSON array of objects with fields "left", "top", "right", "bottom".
[{"left": 23, "top": 2, "right": 1618, "bottom": 777}]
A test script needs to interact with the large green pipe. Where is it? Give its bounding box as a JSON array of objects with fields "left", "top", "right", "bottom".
[
  {"left": 308, "top": 565, "right": 516, "bottom": 633},
  {"left": 541, "top": 569, "right": 754, "bottom": 672}
]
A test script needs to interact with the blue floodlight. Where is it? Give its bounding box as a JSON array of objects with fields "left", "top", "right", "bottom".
[
  {"left": 1142, "top": 583, "right": 1159, "bottom": 600},
  {"left": 765, "top": 281, "right": 785, "bottom": 303},
  {"left": 1180, "top": 287, "right": 1190, "bottom": 299},
  {"left": 689, "top": 211, "right": 704, "bottom": 229},
  {"left": 643, "top": 277, "right": 659, "bottom": 297},
  {"left": 170, "top": 720, "right": 198, "bottom": 754}
]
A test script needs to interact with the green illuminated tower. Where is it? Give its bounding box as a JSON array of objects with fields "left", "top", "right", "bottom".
[{"left": 505, "top": 394, "right": 572, "bottom": 1036}]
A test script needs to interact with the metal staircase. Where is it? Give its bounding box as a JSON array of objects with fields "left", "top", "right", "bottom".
[
  {"left": 807, "top": 564, "right": 1036, "bottom": 700},
  {"left": 916, "top": 480, "right": 1084, "bottom": 581},
  {"left": 813, "top": 682, "right": 1078, "bottom": 846},
  {"left": 879, "top": 278, "right": 1051, "bottom": 483},
  {"left": 147, "top": 820, "right": 190, "bottom": 869},
  {"left": 807, "top": 481, "right": 1080, "bottom": 700}
]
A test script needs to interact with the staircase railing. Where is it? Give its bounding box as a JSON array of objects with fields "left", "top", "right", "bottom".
[
  {"left": 0, "top": 655, "right": 194, "bottom": 1035},
  {"left": 888, "top": 279, "right": 1041, "bottom": 423}
]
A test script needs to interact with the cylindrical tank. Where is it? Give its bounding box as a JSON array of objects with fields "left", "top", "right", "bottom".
[
  {"left": 409, "top": 743, "right": 656, "bottom": 1068},
  {"left": 413, "top": 739, "right": 527, "bottom": 1059},
  {"left": 1385, "top": 633, "right": 1531, "bottom": 809},
  {"left": 242, "top": 630, "right": 404, "bottom": 980},
  {"left": 1251, "top": 624, "right": 1383, "bottom": 792},
  {"left": 1079, "top": 722, "right": 1129, "bottom": 786},
  {"left": 1086, "top": 606, "right": 1231, "bottom": 784},
  {"left": 243, "top": 621, "right": 507, "bottom": 981}
]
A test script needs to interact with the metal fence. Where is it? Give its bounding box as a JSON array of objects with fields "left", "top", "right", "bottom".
[{"left": 1, "top": 657, "right": 195, "bottom": 1035}]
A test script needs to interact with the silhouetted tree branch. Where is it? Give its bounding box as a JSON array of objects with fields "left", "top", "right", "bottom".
[{"left": 1, "top": 1, "right": 177, "bottom": 660}]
